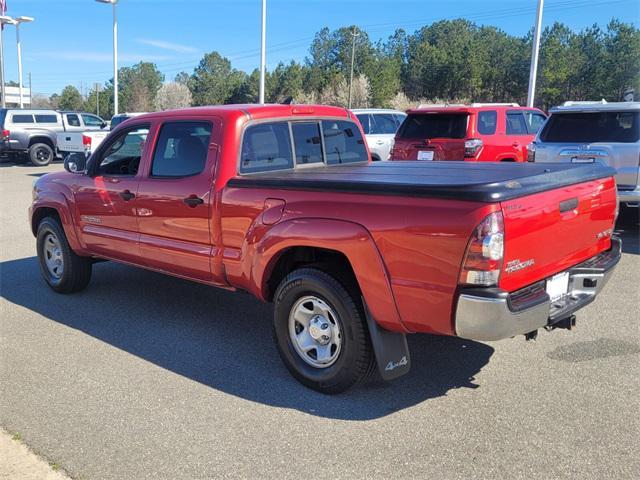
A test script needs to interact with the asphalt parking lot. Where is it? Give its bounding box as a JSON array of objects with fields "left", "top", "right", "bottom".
[{"left": 1, "top": 162, "right": 639, "bottom": 480}]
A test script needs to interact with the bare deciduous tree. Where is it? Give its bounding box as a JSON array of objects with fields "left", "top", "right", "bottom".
[
  {"left": 154, "top": 82, "right": 193, "bottom": 111},
  {"left": 319, "top": 74, "right": 371, "bottom": 108}
]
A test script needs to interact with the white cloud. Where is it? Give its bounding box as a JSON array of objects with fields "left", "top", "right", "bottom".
[
  {"left": 136, "top": 38, "right": 198, "bottom": 54},
  {"left": 33, "top": 51, "right": 173, "bottom": 63}
]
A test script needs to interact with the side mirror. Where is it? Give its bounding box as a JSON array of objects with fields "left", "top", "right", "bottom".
[
  {"left": 64, "top": 152, "right": 88, "bottom": 174},
  {"left": 101, "top": 122, "right": 108, "bottom": 129}
]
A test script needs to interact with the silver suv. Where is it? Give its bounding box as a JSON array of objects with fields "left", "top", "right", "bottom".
[
  {"left": 529, "top": 102, "right": 640, "bottom": 206},
  {"left": 352, "top": 109, "right": 406, "bottom": 161}
]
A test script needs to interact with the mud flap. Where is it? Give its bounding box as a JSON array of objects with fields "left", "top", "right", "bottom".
[{"left": 363, "top": 299, "right": 411, "bottom": 381}]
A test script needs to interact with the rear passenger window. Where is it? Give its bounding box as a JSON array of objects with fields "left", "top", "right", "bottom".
[
  {"left": 12, "top": 114, "right": 34, "bottom": 124},
  {"left": 477, "top": 111, "right": 497, "bottom": 135},
  {"left": 66, "top": 114, "right": 80, "bottom": 127},
  {"left": 355, "top": 114, "right": 371, "bottom": 134},
  {"left": 322, "top": 120, "right": 368, "bottom": 164},
  {"left": 240, "top": 122, "right": 293, "bottom": 173},
  {"left": 524, "top": 112, "right": 546, "bottom": 134},
  {"left": 151, "top": 122, "right": 211, "bottom": 177},
  {"left": 506, "top": 113, "right": 527, "bottom": 135},
  {"left": 35, "top": 114, "right": 58, "bottom": 124},
  {"left": 292, "top": 122, "right": 323, "bottom": 165},
  {"left": 370, "top": 114, "right": 399, "bottom": 134}
]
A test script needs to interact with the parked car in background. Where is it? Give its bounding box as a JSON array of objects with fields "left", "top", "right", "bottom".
[
  {"left": 110, "top": 112, "right": 147, "bottom": 129},
  {"left": 391, "top": 103, "right": 547, "bottom": 162},
  {"left": 352, "top": 109, "right": 406, "bottom": 160},
  {"left": 30, "top": 104, "right": 620, "bottom": 393},
  {"left": 0, "top": 108, "right": 107, "bottom": 166},
  {"left": 529, "top": 101, "right": 639, "bottom": 208}
]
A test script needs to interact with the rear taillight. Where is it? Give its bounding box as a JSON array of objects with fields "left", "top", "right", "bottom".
[
  {"left": 459, "top": 211, "right": 504, "bottom": 286},
  {"left": 2, "top": 129, "right": 10, "bottom": 141},
  {"left": 527, "top": 142, "right": 536, "bottom": 162},
  {"left": 82, "top": 134, "right": 92, "bottom": 150},
  {"left": 464, "top": 138, "right": 483, "bottom": 157}
]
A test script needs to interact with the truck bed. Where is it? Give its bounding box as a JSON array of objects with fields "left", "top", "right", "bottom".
[{"left": 227, "top": 161, "right": 616, "bottom": 202}]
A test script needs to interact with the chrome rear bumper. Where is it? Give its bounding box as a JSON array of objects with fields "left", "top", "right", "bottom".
[{"left": 455, "top": 236, "right": 621, "bottom": 341}]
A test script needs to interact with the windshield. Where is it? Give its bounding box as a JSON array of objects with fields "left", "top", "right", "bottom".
[
  {"left": 398, "top": 113, "right": 468, "bottom": 139},
  {"left": 541, "top": 111, "right": 640, "bottom": 143}
]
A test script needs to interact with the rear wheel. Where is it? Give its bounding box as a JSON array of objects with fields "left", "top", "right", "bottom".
[
  {"left": 273, "top": 268, "right": 374, "bottom": 394},
  {"left": 29, "top": 143, "right": 54, "bottom": 166},
  {"left": 37, "top": 217, "right": 92, "bottom": 293}
]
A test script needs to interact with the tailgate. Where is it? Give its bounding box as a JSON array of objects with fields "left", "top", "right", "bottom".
[
  {"left": 56, "top": 132, "right": 83, "bottom": 153},
  {"left": 397, "top": 138, "right": 465, "bottom": 160},
  {"left": 499, "top": 176, "right": 617, "bottom": 292}
]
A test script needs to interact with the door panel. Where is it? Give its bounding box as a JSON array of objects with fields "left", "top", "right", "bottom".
[
  {"left": 136, "top": 119, "right": 220, "bottom": 281},
  {"left": 74, "top": 124, "right": 151, "bottom": 262}
]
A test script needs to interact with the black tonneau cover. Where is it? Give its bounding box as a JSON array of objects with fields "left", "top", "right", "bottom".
[{"left": 227, "top": 161, "right": 616, "bottom": 203}]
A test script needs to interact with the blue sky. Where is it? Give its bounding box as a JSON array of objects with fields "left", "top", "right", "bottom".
[{"left": 2, "top": 0, "right": 638, "bottom": 96}]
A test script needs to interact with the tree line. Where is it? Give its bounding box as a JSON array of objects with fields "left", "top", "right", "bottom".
[{"left": 38, "top": 18, "right": 639, "bottom": 118}]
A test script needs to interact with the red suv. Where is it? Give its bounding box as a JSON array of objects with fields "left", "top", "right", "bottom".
[{"left": 391, "top": 103, "right": 547, "bottom": 162}]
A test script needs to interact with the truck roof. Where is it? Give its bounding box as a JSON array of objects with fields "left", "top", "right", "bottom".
[
  {"left": 550, "top": 102, "right": 640, "bottom": 113},
  {"left": 228, "top": 161, "right": 615, "bottom": 203},
  {"left": 131, "top": 104, "right": 352, "bottom": 122},
  {"left": 406, "top": 104, "right": 542, "bottom": 114}
]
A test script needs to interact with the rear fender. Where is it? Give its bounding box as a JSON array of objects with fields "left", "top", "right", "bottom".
[{"left": 250, "top": 218, "right": 407, "bottom": 333}]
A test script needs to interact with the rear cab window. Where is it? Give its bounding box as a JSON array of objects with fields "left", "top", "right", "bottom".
[
  {"left": 540, "top": 111, "right": 640, "bottom": 143},
  {"left": 240, "top": 118, "right": 367, "bottom": 174},
  {"left": 398, "top": 113, "right": 468, "bottom": 139}
]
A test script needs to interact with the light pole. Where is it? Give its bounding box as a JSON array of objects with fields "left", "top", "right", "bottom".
[
  {"left": 527, "top": 0, "right": 544, "bottom": 108},
  {"left": 14, "top": 16, "right": 34, "bottom": 108},
  {"left": 348, "top": 26, "right": 359, "bottom": 109},
  {"left": 0, "top": 15, "right": 17, "bottom": 108},
  {"left": 96, "top": 0, "right": 119, "bottom": 115},
  {"left": 259, "top": 0, "right": 266, "bottom": 104}
]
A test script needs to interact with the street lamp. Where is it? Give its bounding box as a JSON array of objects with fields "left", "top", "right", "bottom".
[
  {"left": 0, "top": 15, "right": 17, "bottom": 108},
  {"left": 14, "top": 16, "right": 34, "bottom": 108},
  {"left": 95, "top": 0, "right": 119, "bottom": 115}
]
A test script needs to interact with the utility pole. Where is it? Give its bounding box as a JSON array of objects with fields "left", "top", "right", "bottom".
[
  {"left": 527, "top": 0, "right": 544, "bottom": 108},
  {"left": 28, "top": 72, "right": 31, "bottom": 107},
  {"left": 348, "top": 26, "right": 359, "bottom": 109},
  {"left": 259, "top": 0, "right": 266, "bottom": 104},
  {"left": 0, "top": 21, "right": 5, "bottom": 108},
  {"left": 95, "top": 82, "right": 101, "bottom": 116}
]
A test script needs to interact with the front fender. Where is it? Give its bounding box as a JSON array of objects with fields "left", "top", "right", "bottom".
[
  {"left": 249, "top": 218, "right": 408, "bottom": 333},
  {"left": 30, "top": 192, "right": 82, "bottom": 253}
]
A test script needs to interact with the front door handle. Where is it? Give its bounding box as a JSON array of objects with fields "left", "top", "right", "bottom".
[
  {"left": 119, "top": 190, "right": 135, "bottom": 201},
  {"left": 512, "top": 142, "right": 520, "bottom": 147},
  {"left": 183, "top": 196, "right": 204, "bottom": 207}
]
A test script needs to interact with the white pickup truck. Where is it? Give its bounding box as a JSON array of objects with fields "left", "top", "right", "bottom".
[{"left": 57, "top": 130, "right": 109, "bottom": 157}]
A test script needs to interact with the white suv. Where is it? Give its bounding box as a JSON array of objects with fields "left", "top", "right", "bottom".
[{"left": 352, "top": 109, "right": 406, "bottom": 161}]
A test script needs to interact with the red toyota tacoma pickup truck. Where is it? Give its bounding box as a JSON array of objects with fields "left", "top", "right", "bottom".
[{"left": 30, "top": 104, "right": 621, "bottom": 393}]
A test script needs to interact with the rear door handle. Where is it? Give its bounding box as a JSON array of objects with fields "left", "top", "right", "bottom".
[
  {"left": 183, "top": 196, "right": 204, "bottom": 207},
  {"left": 119, "top": 190, "right": 135, "bottom": 201},
  {"left": 512, "top": 142, "right": 520, "bottom": 147}
]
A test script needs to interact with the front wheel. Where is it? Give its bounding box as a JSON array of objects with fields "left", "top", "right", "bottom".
[
  {"left": 37, "top": 217, "right": 92, "bottom": 293},
  {"left": 273, "top": 268, "right": 374, "bottom": 394}
]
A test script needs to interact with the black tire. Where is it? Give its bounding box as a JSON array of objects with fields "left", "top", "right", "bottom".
[
  {"left": 37, "top": 217, "right": 92, "bottom": 293},
  {"left": 273, "top": 268, "right": 374, "bottom": 394},
  {"left": 29, "top": 143, "right": 54, "bottom": 166}
]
